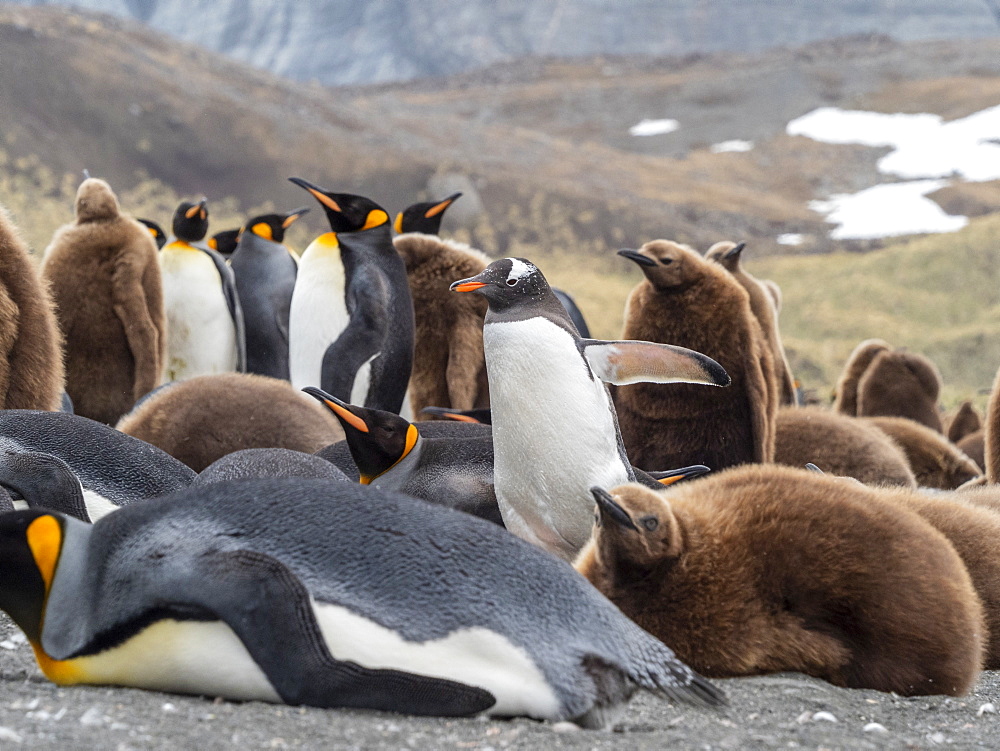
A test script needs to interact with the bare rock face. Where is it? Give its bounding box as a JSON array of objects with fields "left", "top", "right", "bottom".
[{"left": 9, "top": 0, "right": 999, "bottom": 85}]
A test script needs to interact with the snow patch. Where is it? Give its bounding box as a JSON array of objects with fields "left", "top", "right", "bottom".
[
  {"left": 629, "top": 118, "right": 679, "bottom": 137},
  {"left": 710, "top": 139, "right": 753, "bottom": 153}
]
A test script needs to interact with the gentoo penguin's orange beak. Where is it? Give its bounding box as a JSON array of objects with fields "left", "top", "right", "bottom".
[
  {"left": 451, "top": 281, "right": 487, "bottom": 293},
  {"left": 590, "top": 487, "right": 639, "bottom": 532},
  {"left": 617, "top": 249, "right": 657, "bottom": 267},
  {"left": 655, "top": 465, "right": 711, "bottom": 486},
  {"left": 301, "top": 387, "right": 369, "bottom": 433}
]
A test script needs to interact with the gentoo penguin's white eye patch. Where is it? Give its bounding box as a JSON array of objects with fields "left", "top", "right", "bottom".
[{"left": 505, "top": 258, "right": 536, "bottom": 286}]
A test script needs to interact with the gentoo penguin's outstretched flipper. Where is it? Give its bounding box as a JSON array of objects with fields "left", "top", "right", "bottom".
[
  {"left": 6, "top": 481, "right": 723, "bottom": 723},
  {"left": 201, "top": 246, "right": 247, "bottom": 372},
  {"left": 394, "top": 192, "right": 463, "bottom": 235},
  {"left": 580, "top": 339, "right": 731, "bottom": 387},
  {"left": 0, "top": 443, "right": 89, "bottom": 521}
]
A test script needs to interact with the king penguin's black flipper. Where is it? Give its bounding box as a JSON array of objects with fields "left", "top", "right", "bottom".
[
  {"left": 319, "top": 317, "right": 383, "bottom": 407},
  {"left": 0, "top": 445, "right": 90, "bottom": 522},
  {"left": 200, "top": 246, "right": 247, "bottom": 372},
  {"left": 182, "top": 549, "right": 496, "bottom": 716}
]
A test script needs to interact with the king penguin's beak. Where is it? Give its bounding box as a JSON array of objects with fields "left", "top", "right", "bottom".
[
  {"left": 590, "top": 487, "right": 639, "bottom": 531},
  {"left": 617, "top": 249, "right": 657, "bottom": 267}
]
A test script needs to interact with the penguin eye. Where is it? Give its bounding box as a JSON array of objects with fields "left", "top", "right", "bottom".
[
  {"left": 641, "top": 516, "right": 659, "bottom": 531},
  {"left": 659, "top": 257, "right": 673, "bottom": 266},
  {"left": 506, "top": 278, "right": 518, "bottom": 287}
]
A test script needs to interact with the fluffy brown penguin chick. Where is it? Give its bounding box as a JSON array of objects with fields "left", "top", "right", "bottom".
[
  {"left": 393, "top": 233, "right": 491, "bottom": 417},
  {"left": 863, "top": 416, "right": 982, "bottom": 489},
  {"left": 575, "top": 467, "right": 985, "bottom": 696},
  {"left": 0, "top": 205, "right": 64, "bottom": 410},
  {"left": 984, "top": 362, "right": 1000, "bottom": 483},
  {"left": 615, "top": 240, "right": 777, "bottom": 471},
  {"left": 958, "top": 429, "right": 985, "bottom": 474},
  {"left": 42, "top": 178, "right": 165, "bottom": 424},
  {"left": 704, "top": 241, "right": 797, "bottom": 406},
  {"left": 774, "top": 406, "right": 916, "bottom": 487},
  {"left": 857, "top": 349, "right": 944, "bottom": 431},
  {"left": 833, "top": 339, "right": 891, "bottom": 415},
  {"left": 117, "top": 373, "right": 345, "bottom": 471},
  {"left": 947, "top": 401, "right": 983, "bottom": 444}
]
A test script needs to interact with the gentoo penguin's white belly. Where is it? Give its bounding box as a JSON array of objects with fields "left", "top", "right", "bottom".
[
  {"left": 159, "top": 249, "right": 236, "bottom": 381},
  {"left": 485, "top": 319, "right": 629, "bottom": 558},
  {"left": 289, "top": 249, "right": 348, "bottom": 392},
  {"left": 313, "top": 601, "right": 560, "bottom": 719},
  {"left": 38, "top": 618, "right": 281, "bottom": 703}
]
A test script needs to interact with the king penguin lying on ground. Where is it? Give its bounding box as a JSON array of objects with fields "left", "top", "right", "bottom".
[
  {"left": 0, "top": 478, "right": 723, "bottom": 726},
  {"left": 451, "top": 257, "right": 729, "bottom": 561}
]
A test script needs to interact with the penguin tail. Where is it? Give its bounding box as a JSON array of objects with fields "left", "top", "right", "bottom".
[{"left": 624, "top": 634, "right": 727, "bottom": 709}]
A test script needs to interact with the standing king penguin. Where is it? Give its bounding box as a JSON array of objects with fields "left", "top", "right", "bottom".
[
  {"left": 229, "top": 208, "right": 308, "bottom": 380},
  {"left": 288, "top": 179, "right": 414, "bottom": 414},
  {"left": 451, "top": 257, "right": 729, "bottom": 561},
  {"left": 159, "top": 198, "right": 246, "bottom": 381},
  {"left": 42, "top": 178, "right": 164, "bottom": 424},
  {"left": 0, "top": 480, "right": 723, "bottom": 725},
  {"left": 0, "top": 205, "right": 64, "bottom": 411}
]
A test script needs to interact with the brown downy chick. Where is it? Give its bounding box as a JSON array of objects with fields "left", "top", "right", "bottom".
[
  {"left": 704, "top": 241, "right": 797, "bottom": 406},
  {"left": 615, "top": 240, "right": 777, "bottom": 471},
  {"left": 0, "top": 206, "right": 65, "bottom": 411},
  {"left": 947, "top": 400, "right": 983, "bottom": 444},
  {"left": 857, "top": 349, "right": 944, "bottom": 432},
  {"left": 833, "top": 339, "right": 891, "bottom": 415},
  {"left": 575, "top": 466, "right": 985, "bottom": 696},
  {"left": 864, "top": 416, "right": 982, "bottom": 489}
]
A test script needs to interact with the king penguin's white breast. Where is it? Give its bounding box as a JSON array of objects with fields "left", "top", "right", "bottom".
[{"left": 289, "top": 242, "right": 349, "bottom": 391}]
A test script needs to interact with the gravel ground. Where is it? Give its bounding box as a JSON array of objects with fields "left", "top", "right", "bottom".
[{"left": 0, "top": 614, "right": 997, "bottom": 750}]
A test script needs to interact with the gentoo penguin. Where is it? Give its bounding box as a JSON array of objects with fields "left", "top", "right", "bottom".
[
  {"left": 451, "top": 257, "right": 729, "bottom": 561},
  {"left": 393, "top": 231, "right": 491, "bottom": 417},
  {"left": 41, "top": 178, "right": 165, "bottom": 424},
  {"left": 159, "top": 198, "right": 246, "bottom": 381},
  {"left": 773, "top": 406, "right": 916, "bottom": 487},
  {"left": 704, "top": 241, "right": 797, "bottom": 406},
  {"left": 0, "top": 479, "right": 723, "bottom": 725},
  {"left": 194, "top": 448, "right": 350, "bottom": 485},
  {"left": 0, "top": 205, "right": 64, "bottom": 411},
  {"left": 856, "top": 348, "right": 944, "bottom": 432},
  {"left": 288, "top": 179, "right": 414, "bottom": 414},
  {"left": 575, "top": 466, "right": 985, "bottom": 696},
  {"left": 207, "top": 228, "right": 240, "bottom": 261},
  {"left": 833, "top": 338, "right": 891, "bottom": 415},
  {"left": 862, "top": 416, "right": 981, "bottom": 489},
  {"left": 229, "top": 208, "right": 308, "bottom": 379},
  {"left": 136, "top": 218, "right": 167, "bottom": 250},
  {"left": 0, "top": 410, "right": 195, "bottom": 522},
  {"left": 615, "top": 240, "right": 778, "bottom": 472},
  {"left": 305, "top": 387, "right": 501, "bottom": 525},
  {"left": 117, "top": 373, "right": 344, "bottom": 471},
  {"left": 393, "top": 192, "right": 462, "bottom": 235}
]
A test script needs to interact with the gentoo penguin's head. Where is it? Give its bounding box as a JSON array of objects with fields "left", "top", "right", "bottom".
[
  {"left": 137, "top": 218, "right": 167, "bottom": 250},
  {"left": 303, "top": 387, "right": 418, "bottom": 484},
  {"left": 450, "top": 257, "right": 562, "bottom": 314},
  {"left": 239, "top": 207, "right": 310, "bottom": 244},
  {"left": 0, "top": 510, "right": 71, "bottom": 643},
  {"left": 617, "top": 240, "right": 702, "bottom": 291},
  {"left": 75, "top": 178, "right": 120, "bottom": 223},
  {"left": 703, "top": 241, "right": 746, "bottom": 274},
  {"left": 208, "top": 228, "right": 240, "bottom": 259},
  {"left": 588, "top": 484, "right": 685, "bottom": 569},
  {"left": 288, "top": 178, "right": 389, "bottom": 234},
  {"left": 172, "top": 198, "right": 209, "bottom": 242},
  {"left": 394, "top": 192, "right": 462, "bottom": 235}
]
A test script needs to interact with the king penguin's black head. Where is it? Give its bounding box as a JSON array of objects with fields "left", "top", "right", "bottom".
[
  {"left": 302, "top": 388, "right": 418, "bottom": 484},
  {"left": 242, "top": 207, "right": 310, "bottom": 244},
  {"left": 0, "top": 510, "right": 65, "bottom": 644},
  {"left": 394, "top": 192, "right": 462, "bottom": 235},
  {"left": 450, "top": 257, "right": 554, "bottom": 313},
  {"left": 288, "top": 178, "right": 388, "bottom": 234},
  {"left": 137, "top": 218, "right": 167, "bottom": 250},
  {"left": 172, "top": 198, "right": 209, "bottom": 242},
  {"left": 208, "top": 228, "right": 240, "bottom": 259}
]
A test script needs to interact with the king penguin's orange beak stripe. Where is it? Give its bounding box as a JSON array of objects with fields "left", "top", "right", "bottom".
[
  {"left": 658, "top": 475, "right": 684, "bottom": 486},
  {"left": 424, "top": 199, "right": 453, "bottom": 219},
  {"left": 307, "top": 188, "right": 342, "bottom": 213},
  {"left": 441, "top": 413, "right": 479, "bottom": 423},
  {"left": 452, "top": 281, "right": 487, "bottom": 293},
  {"left": 323, "top": 399, "right": 368, "bottom": 433}
]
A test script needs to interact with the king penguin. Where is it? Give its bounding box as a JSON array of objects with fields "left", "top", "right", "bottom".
[
  {"left": 229, "top": 208, "right": 309, "bottom": 380},
  {"left": 0, "top": 479, "right": 722, "bottom": 725},
  {"left": 208, "top": 228, "right": 240, "bottom": 261},
  {"left": 288, "top": 179, "right": 414, "bottom": 414},
  {"left": 451, "top": 257, "right": 730, "bottom": 561},
  {"left": 159, "top": 198, "right": 246, "bottom": 381},
  {"left": 136, "top": 219, "right": 167, "bottom": 250},
  {"left": 394, "top": 192, "right": 462, "bottom": 235}
]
